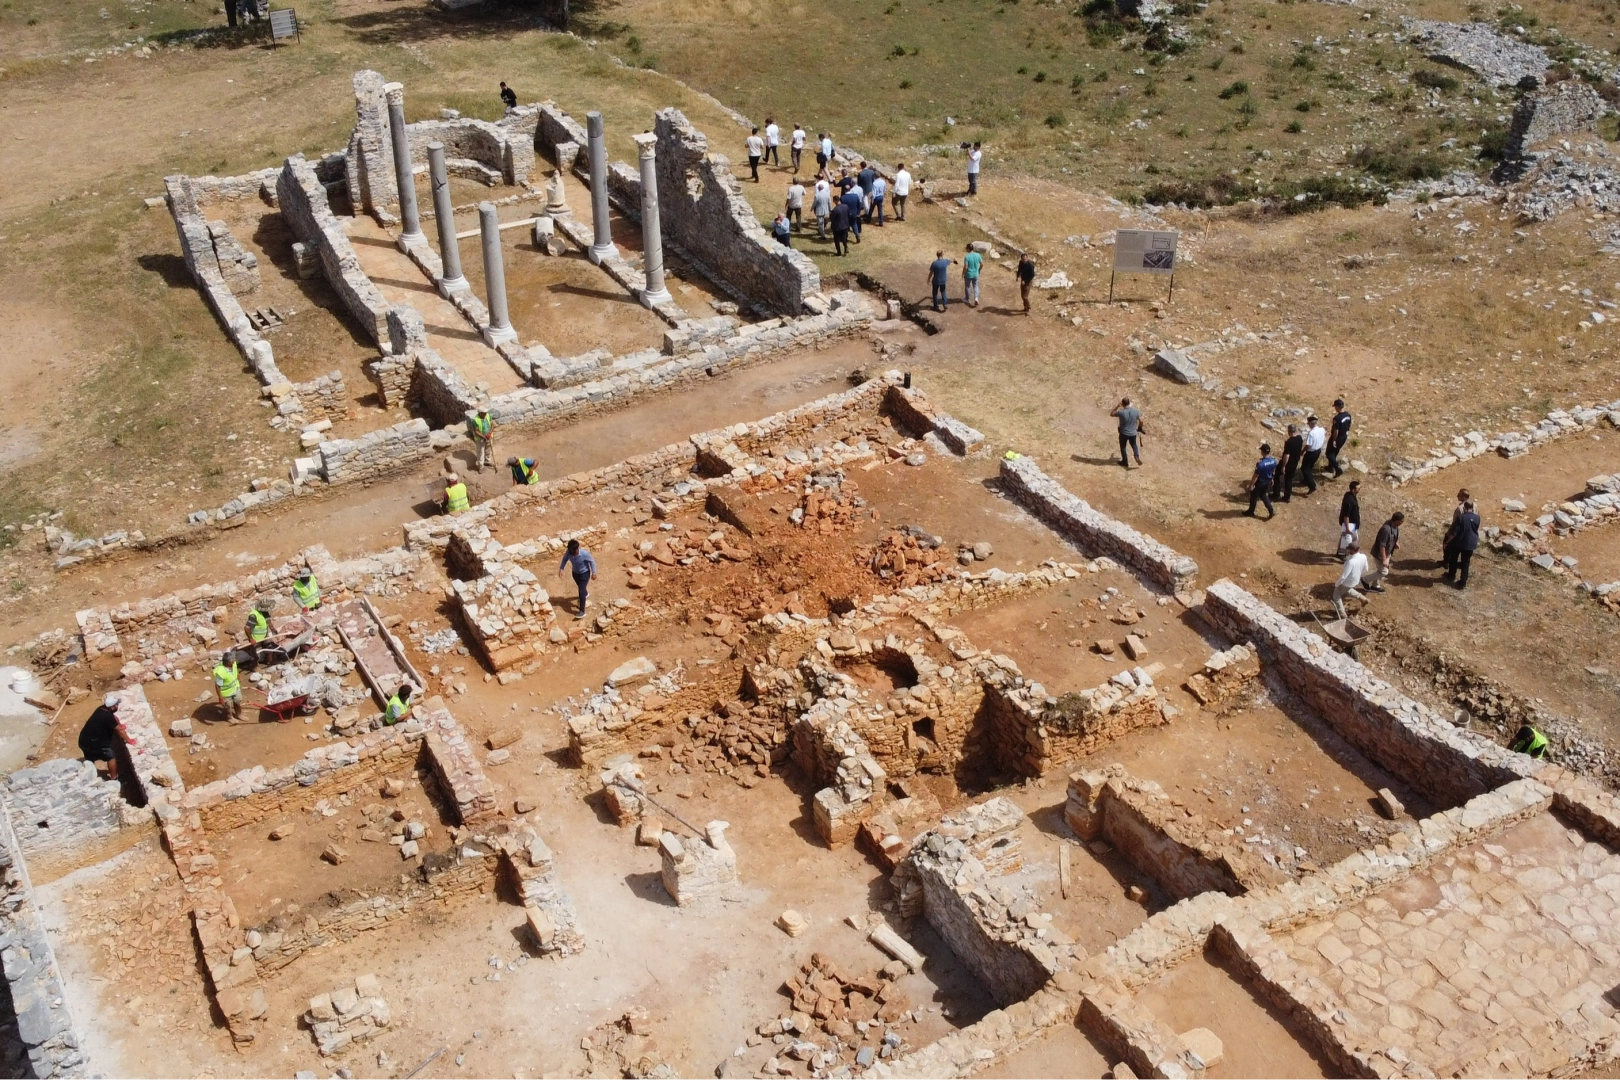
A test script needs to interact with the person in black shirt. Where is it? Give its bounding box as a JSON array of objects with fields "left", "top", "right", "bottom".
[
  {"left": 1275, "top": 424, "right": 1304, "bottom": 501},
  {"left": 1367, "top": 511, "right": 1403, "bottom": 591},
  {"left": 1443, "top": 500, "right": 1481, "bottom": 588},
  {"left": 1327, "top": 398, "right": 1351, "bottom": 478},
  {"left": 499, "top": 82, "right": 518, "bottom": 110},
  {"left": 1338, "top": 480, "right": 1361, "bottom": 558},
  {"left": 78, "top": 695, "right": 132, "bottom": 780},
  {"left": 1017, "top": 254, "right": 1036, "bottom": 315}
]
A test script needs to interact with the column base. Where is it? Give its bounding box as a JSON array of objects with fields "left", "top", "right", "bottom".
[
  {"left": 588, "top": 243, "right": 619, "bottom": 266},
  {"left": 639, "top": 287, "right": 673, "bottom": 309},
  {"left": 438, "top": 275, "right": 470, "bottom": 300},
  {"left": 396, "top": 230, "right": 428, "bottom": 254},
  {"left": 482, "top": 324, "right": 519, "bottom": 348}
]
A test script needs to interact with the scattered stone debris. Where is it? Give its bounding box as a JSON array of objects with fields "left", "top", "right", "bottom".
[{"left": 303, "top": 974, "right": 390, "bottom": 1056}]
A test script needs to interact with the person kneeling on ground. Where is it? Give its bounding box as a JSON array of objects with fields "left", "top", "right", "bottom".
[
  {"left": 79, "top": 695, "right": 133, "bottom": 779},
  {"left": 384, "top": 683, "right": 414, "bottom": 726},
  {"left": 1332, "top": 543, "right": 1369, "bottom": 619},
  {"left": 558, "top": 538, "right": 598, "bottom": 619},
  {"left": 442, "top": 473, "right": 470, "bottom": 514},
  {"left": 1509, "top": 725, "right": 1548, "bottom": 759}
]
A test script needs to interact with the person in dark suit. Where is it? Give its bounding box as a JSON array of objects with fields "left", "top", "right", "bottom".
[
  {"left": 1275, "top": 424, "right": 1304, "bottom": 502},
  {"left": 1443, "top": 500, "right": 1481, "bottom": 588}
]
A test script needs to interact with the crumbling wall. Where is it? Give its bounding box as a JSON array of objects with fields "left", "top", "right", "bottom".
[
  {"left": 660, "top": 821, "right": 738, "bottom": 906},
  {"left": 980, "top": 666, "right": 1165, "bottom": 778},
  {"left": 495, "top": 824, "right": 585, "bottom": 956},
  {"left": 346, "top": 69, "right": 394, "bottom": 220},
  {"left": 1183, "top": 642, "right": 1259, "bottom": 709},
  {"left": 0, "top": 811, "right": 91, "bottom": 1077},
  {"left": 1507, "top": 78, "right": 1611, "bottom": 157},
  {"left": 791, "top": 702, "right": 888, "bottom": 848},
  {"left": 1201, "top": 578, "right": 1539, "bottom": 808},
  {"left": 1065, "top": 765, "right": 1285, "bottom": 898},
  {"left": 405, "top": 117, "right": 534, "bottom": 187},
  {"left": 893, "top": 798, "right": 1062, "bottom": 1007},
  {"left": 535, "top": 103, "right": 588, "bottom": 168},
  {"left": 883, "top": 384, "right": 986, "bottom": 455},
  {"left": 2, "top": 758, "right": 134, "bottom": 879},
  {"left": 653, "top": 108, "right": 820, "bottom": 316},
  {"left": 317, "top": 419, "right": 433, "bottom": 484},
  {"left": 277, "top": 154, "right": 391, "bottom": 345},
  {"left": 998, "top": 455, "right": 1198, "bottom": 594}
]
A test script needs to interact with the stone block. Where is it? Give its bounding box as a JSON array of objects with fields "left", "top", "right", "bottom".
[
  {"left": 1179, "top": 1027, "right": 1223, "bottom": 1069},
  {"left": 1152, "top": 348, "right": 1199, "bottom": 384}
]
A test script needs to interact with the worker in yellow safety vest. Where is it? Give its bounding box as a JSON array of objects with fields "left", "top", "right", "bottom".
[
  {"left": 293, "top": 569, "right": 320, "bottom": 612},
  {"left": 245, "top": 599, "right": 271, "bottom": 645},
  {"left": 384, "top": 683, "right": 414, "bottom": 725},
  {"left": 470, "top": 403, "right": 494, "bottom": 471},
  {"left": 213, "top": 657, "right": 243, "bottom": 722},
  {"left": 443, "top": 473, "right": 470, "bottom": 514},
  {"left": 508, "top": 456, "right": 539, "bottom": 486}
]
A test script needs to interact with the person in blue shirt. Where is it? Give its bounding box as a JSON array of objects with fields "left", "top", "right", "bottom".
[
  {"left": 558, "top": 539, "right": 599, "bottom": 618},
  {"left": 1246, "top": 443, "right": 1279, "bottom": 519},
  {"left": 962, "top": 243, "right": 983, "bottom": 308},
  {"left": 927, "top": 251, "right": 953, "bottom": 312}
]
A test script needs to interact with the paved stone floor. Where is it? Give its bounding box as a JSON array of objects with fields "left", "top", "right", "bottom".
[{"left": 1277, "top": 811, "right": 1620, "bottom": 1077}]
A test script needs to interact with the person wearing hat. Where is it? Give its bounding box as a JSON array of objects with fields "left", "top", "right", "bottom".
[
  {"left": 213, "top": 655, "right": 244, "bottom": 722},
  {"left": 293, "top": 568, "right": 320, "bottom": 612},
  {"left": 508, "top": 456, "right": 540, "bottom": 487},
  {"left": 245, "top": 598, "right": 272, "bottom": 646},
  {"left": 79, "top": 694, "right": 133, "bottom": 778},
  {"left": 469, "top": 402, "right": 494, "bottom": 472},
  {"left": 442, "top": 473, "right": 470, "bottom": 514},
  {"left": 384, "top": 683, "right": 414, "bottom": 725}
]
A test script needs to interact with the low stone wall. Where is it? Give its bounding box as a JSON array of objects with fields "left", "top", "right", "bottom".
[
  {"left": 982, "top": 666, "right": 1166, "bottom": 778},
  {"left": 882, "top": 384, "right": 986, "bottom": 455},
  {"left": 1201, "top": 579, "right": 1538, "bottom": 807},
  {"left": 1065, "top": 765, "right": 1286, "bottom": 899},
  {"left": 653, "top": 108, "right": 820, "bottom": 317},
  {"left": 185, "top": 725, "right": 425, "bottom": 834},
  {"left": 317, "top": 419, "right": 433, "bottom": 484},
  {"left": 1386, "top": 398, "right": 1620, "bottom": 486},
  {"left": 420, "top": 698, "right": 498, "bottom": 823},
  {"left": 1, "top": 758, "right": 134, "bottom": 880},
  {"left": 893, "top": 798, "right": 1066, "bottom": 1007},
  {"left": 405, "top": 116, "right": 535, "bottom": 187},
  {"left": 0, "top": 812, "right": 91, "bottom": 1078},
  {"left": 565, "top": 667, "right": 707, "bottom": 767},
  {"left": 277, "top": 154, "right": 391, "bottom": 345},
  {"left": 1507, "top": 78, "right": 1611, "bottom": 158},
  {"left": 998, "top": 456, "right": 1198, "bottom": 594}
]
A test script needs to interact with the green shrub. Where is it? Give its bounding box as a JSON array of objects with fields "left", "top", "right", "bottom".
[
  {"left": 1218, "top": 80, "right": 1250, "bottom": 99},
  {"left": 1413, "top": 68, "right": 1460, "bottom": 91}
]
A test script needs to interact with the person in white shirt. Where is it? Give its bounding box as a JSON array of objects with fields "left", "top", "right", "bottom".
[
  {"left": 819, "top": 134, "right": 834, "bottom": 173},
  {"left": 967, "top": 141, "right": 982, "bottom": 195},
  {"left": 1301, "top": 415, "right": 1327, "bottom": 494},
  {"left": 745, "top": 128, "right": 765, "bottom": 182},
  {"left": 764, "top": 118, "right": 780, "bottom": 167},
  {"left": 1333, "top": 544, "right": 1368, "bottom": 619},
  {"left": 892, "top": 164, "right": 912, "bottom": 221},
  {"left": 790, "top": 124, "right": 806, "bottom": 172},
  {"left": 785, "top": 177, "right": 805, "bottom": 231}
]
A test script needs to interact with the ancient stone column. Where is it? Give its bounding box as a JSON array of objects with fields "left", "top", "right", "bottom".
[
  {"left": 586, "top": 111, "right": 617, "bottom": 264},
  {"left": 385, "top": 84, "right": 423, "bottom": 245},
  {"left": 479, "top": 202, "right": 517, "bottom": 346},
  {"left": 427, "top": 142, "right": 466, "bottom": 296},
  {"left": 633, "top": 132, "right": 672, "bottom": 308}
]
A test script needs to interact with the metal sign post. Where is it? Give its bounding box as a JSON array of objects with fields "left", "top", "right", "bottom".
[{"left": 1110, "top": 228, "right": 1178, "bottom": 303}]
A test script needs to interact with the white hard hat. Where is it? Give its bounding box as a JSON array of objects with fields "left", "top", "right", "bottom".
[
  {"left": 446, "top": 473, "right": 460, "bottom": 483},
  {"left": 104, "top": 693, "right": 119, "bottom": 709}
]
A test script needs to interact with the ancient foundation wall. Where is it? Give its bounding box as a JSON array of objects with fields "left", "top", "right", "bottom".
[
  {"left": 277, "top": 154, "right": 391, "bottom": 346},
  {"left": 1201, "top": 579, "right": 1538, "bottom": 807},
  {"left": 998, "top": 456, "right": 1198, "bottom": 594},
  {"left": 346, "top": 69, "right": 394, "bottom": 220},
  {"left": 317, "top": 419, "right": 434, "bottom": 485},
  {"left": 652, "top": 108, "right": 819, "bottom": 317},
  {"left": 0, "top": 812, "right": 90, "bottom": 1078},
  {"left": 1506, "top": 78, "right": 1610, "bottom": 158},
  {"left": 404, "top": 117, "right": 535, "bottom": 187}
]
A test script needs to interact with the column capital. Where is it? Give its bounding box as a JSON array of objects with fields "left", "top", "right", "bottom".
[{"left": 632, "top": 132, "right": 658, "bottom": 160}]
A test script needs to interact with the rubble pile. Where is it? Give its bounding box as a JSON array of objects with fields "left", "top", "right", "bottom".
[
  {"left": 674, "top": 701, "right": 787, "bottom": 780},
  {"left": 303, "top": 974, "right": 391, "bottom": 1056},
  {"left": 564, "top": 664, "right": 691, "bottom": 766},
  {"left": 1183, "top": 643, "right": 1260, "bottom": 708},
  {"left": 1506, "top": 149, "right": 1620, "bottom": 222},
  {"left": 580, "top": 1009, "right": 671, "bottom": 1079},
  {"left": 790, "top": 472, "right": 869, "bottom": 534},
  {"left": 865, "top": 529, "right": 954, "bottom": 588},
  {"left": 746, "top": 952, "right": 922, "bottom": 1074},
  {"left": 857, "top": 777, "right": 942, "bottom": 870},
  {"left": 1405, "top": 20, "right": 1551, "bottom": 87}
]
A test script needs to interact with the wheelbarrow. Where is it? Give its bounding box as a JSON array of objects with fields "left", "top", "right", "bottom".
[
  {"left": 251, "top": 673, "right": 324, "bottom": 723},
  {"left": 226, "top": 617, "right": 317, "bottom": 671},
  {"left": 1310, "top": 609, "right": 1370, "bottom": 659}
]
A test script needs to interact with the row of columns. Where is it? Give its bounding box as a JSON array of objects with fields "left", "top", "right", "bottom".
[{"left": 384, "top": 93, "right": 671, "bottom": 339}]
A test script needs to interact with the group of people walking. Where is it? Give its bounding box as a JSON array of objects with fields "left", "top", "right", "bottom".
[
  {"left": 1244, "top": 401, "right": 1353, "bottom": 518},
  {"left": 768, "top": 154, "right": 913, "bottom": 256}
]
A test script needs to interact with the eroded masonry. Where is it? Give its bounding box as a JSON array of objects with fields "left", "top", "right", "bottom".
[{"left": 8, "top": 67, "right": 1620, "bottom": 1080}]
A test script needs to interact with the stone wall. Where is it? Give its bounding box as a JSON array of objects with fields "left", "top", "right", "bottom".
[
  {"left": 1065, "top": 765, "right": 1286, "bottom": 899},
  {"left": 494, "top": 824, "right": 585, "bottom": 956},
  {"left": 660, "top": 821, "right": 739, "bottom": 906},
  {"left": 981, "top": 666, "right": 1166, "bottom": 778},
  {"left": 404, "top": 117, "right": 535, "bottom": 187},
  {"left": 1407, "top": 20, "right": 1551, "bottom": 86},
  {"left": 277, "top": 154, "right": 391, "bottom": 345},
  {"left": 185, "top": 725, "right": 425, "bottom": 834},
  {"left": 998, "top": 456, "right": 1198, "bottom": 594},
  {"left": 893, "top": 798, "right": 1065, "bottom": 1007},
  {"left": 535, "top": 103, "right": 588, "bottom": 168},
  {"left": 1201, "top": 579, "right": 1538, "bottom": 807},
  {"left": 317, "top": 419, "right": 433, "bottom": 484},
  {"left": 652, "top": 108, "right": 820, "bottom": 317},
  {"left": 882, "top": 385, "right": 986, "bottom": 455},
  {"left": 345, "top": 69, "right": 394, "bottom": 221},
  {"left": 1, "top": 758, "right": 134, "bottom": 880},
  {"left": 0, "top": 812, "right": 90, "bottom": 1078},
  {"left": 1507, "top": 78, "right": 1611, "bottom": 158}
]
